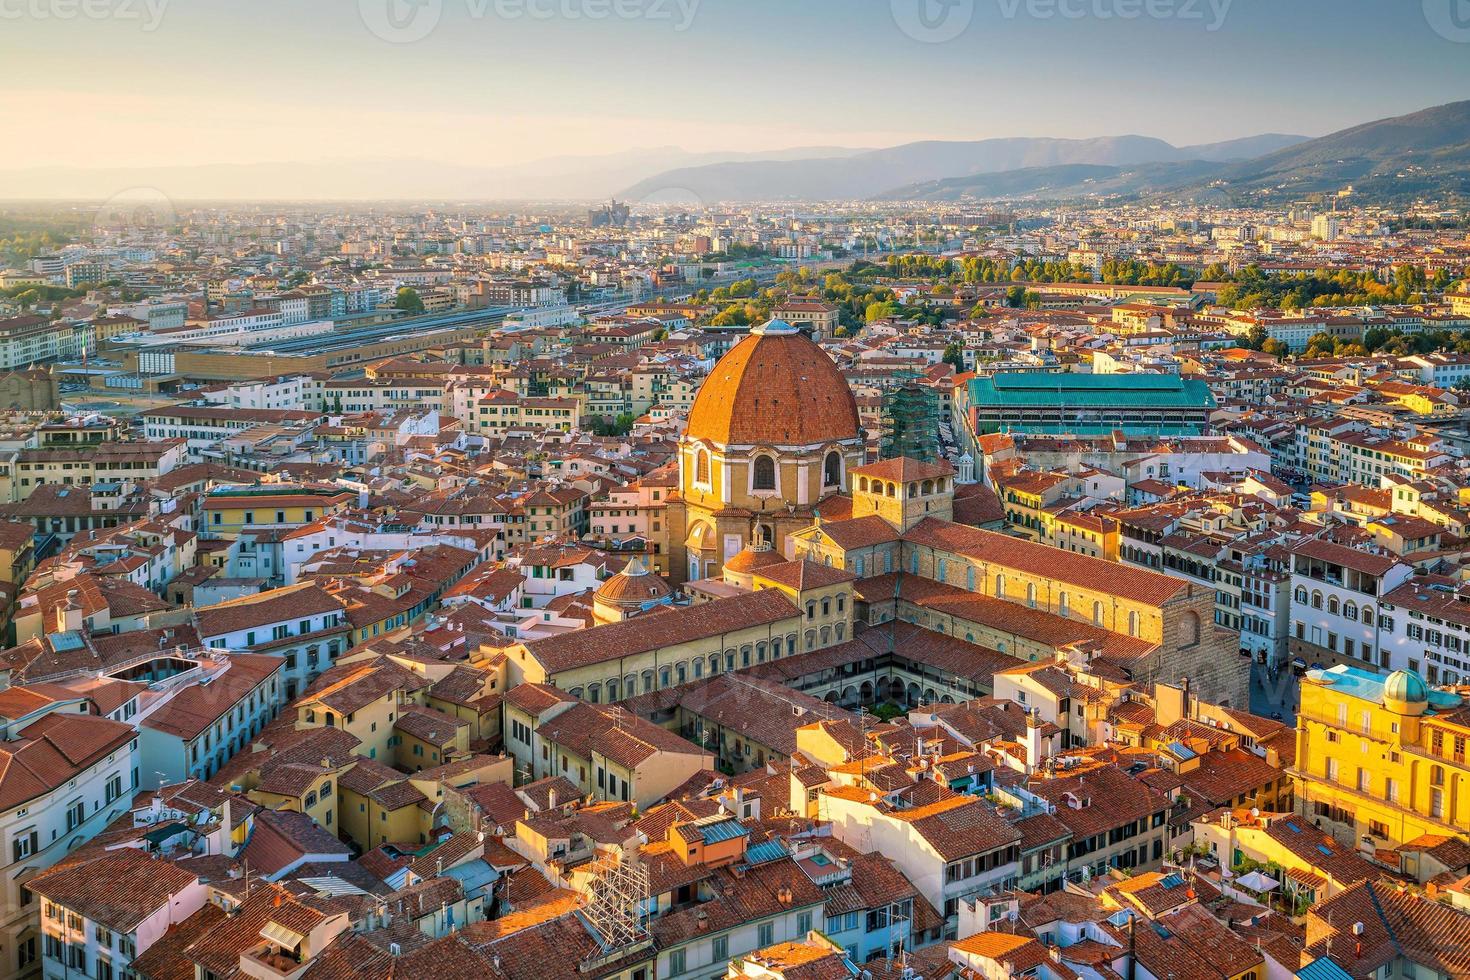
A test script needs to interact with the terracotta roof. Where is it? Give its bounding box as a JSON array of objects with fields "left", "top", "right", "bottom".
[
  {"left": 851, "top": 457, "right": 955, "bottom": 483},
  {"left": 903, "top": 517, "right": 1188, "bottom": 605},
  {"left": 523, "top": 589, "right": 797, "bottom": 674},
  {"left": 686, "top": 325, "right": 860, "bottom": 446},
  {"left": 29, "top": 849, "right": 200, "bottom": 932}
]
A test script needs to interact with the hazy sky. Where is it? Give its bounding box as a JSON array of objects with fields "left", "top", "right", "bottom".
[{"left": 4, "top": 0, "right": 1468, "bottom": 170}]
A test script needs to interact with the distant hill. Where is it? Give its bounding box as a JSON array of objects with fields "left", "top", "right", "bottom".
[
  {"left": 1176, "top": 133, "right": 1311, "bottom": 162},
  {"left": 0, "top": 145, "right": 868, "bottom": 201},
  {"left": 1202, "top": 99, "right": 1470, "bottom": 200},
  {"left": 621, "top": 133, "right": 1307, "bottom": 203},
  {"left": 880, "top": 101, "right": 1470, "bottom": 205},
  {"left": 875, "top": 161, "right": 1222, "bottom": 202}
]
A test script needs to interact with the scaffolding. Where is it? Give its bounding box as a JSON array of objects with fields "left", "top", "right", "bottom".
[
  {"left": 880, "top": 380, "right": 941, "bottom": 462},
  {"left": 580, "top": 849, "right": 651, "bottom": 957}
]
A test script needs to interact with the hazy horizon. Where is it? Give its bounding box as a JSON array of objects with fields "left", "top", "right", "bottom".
[{"left": 4, "top": 0, "right": 1469, "bottom": 199}]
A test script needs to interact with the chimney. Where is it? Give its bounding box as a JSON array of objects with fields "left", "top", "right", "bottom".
[{"left": 1023, "top": 709, "right": 1046, "bottom": 773}]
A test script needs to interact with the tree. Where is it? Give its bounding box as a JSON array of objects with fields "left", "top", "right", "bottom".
[
  {"left": 1261, "top": 338, "right": 1289, "bottom": 360},
  {"left": 865, "top": 300, "right": 899, "bottom": 323},
  {"left": 394, "top": 287, "right": 425, "bottom": 314},
  {"left": 942, "top": 342, "right": 965, "bottom": 373}
]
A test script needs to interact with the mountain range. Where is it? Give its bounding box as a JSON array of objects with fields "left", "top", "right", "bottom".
[
  {"left": 0, "top": 145, "right": 868, "bottom": 202},
  {"left": 875, "top": 101, "right": 1470, "bottom": 205},
  {"left": 620, "top": 133, "right": 1308, "bottom": 203},
  {"left": 4, "top": 101, "right": 1466, "bottom": 204}
]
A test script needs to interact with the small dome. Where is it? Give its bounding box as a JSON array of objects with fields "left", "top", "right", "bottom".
[
  {"left": 594, "top": 557, "right": 673, "bottom": 606},
  {"left": 724, "top": 544, "right": 787, "bottom": 575},
  {"left": 1384, "top": 669, "right": 1430, "bottom": 706}
]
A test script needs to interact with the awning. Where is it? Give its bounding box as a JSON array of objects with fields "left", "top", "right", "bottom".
[{"left": 1235, "top": 870, "right": 1279, "bottom": 892}]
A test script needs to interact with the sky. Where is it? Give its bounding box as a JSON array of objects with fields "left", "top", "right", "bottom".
[{"left": 2, "top": 0, "right": 1468, "bottom": 172}]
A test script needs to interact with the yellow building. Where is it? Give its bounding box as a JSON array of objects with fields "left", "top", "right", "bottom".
[
  {"left": 788, "top": 468, "right": 1248, "bottom": 708},
  {"left": 668, "top": 319, "right": 865, "bottom": 584},
  {"left": 1050, "top": 509, "right": 1120, "bottom": 560},
  {"left": 203, "top": 487, "right": 356, "bottom": 538},
  {"left": 1293, "top": 664, "right": 1470, "bottom": 849},
  {"left": 474, "top": 390, "right": 581, "bottom": 434},
  {"left": 1191, "top": 807, "right": 1378, "bottom": 913}
]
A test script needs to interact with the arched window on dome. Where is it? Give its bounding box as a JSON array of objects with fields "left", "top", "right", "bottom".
[
  {"left": 752, "top": 454, "right": 776, "bottom": 491},
  {"left": 694, "top": 448, "right": 710, "bottom": 485},
  {"left": 824, "top": 452, "right": 842, "bottom": 488}
]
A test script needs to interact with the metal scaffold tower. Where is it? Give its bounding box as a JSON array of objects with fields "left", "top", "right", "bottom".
[
  {"left": 581, "top": 850, "right": 651, "bottom": 955},
  {"left": 880, "top": 379, "right": 940, "bottom": 462}
]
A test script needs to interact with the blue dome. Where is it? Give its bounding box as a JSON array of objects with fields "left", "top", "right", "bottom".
[{"left": 1384, "top": 669, "right": 1430, "bottom": 705}]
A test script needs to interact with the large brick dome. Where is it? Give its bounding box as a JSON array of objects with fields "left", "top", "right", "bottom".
[{"left": 686, "top": 319, "right": 860, "bottom": 446}]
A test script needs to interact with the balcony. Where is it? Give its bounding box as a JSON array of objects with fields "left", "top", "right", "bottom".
[{"left": 241, "top": 944, "right": 307, "bottom": 980}]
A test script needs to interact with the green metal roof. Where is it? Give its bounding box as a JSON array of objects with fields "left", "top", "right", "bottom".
[{"left": 967, "top": 372, "right": 1216, "bottom": 410}]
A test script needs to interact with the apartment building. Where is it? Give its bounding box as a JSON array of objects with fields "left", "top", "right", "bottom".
[
  {"left": 819, "top": 790, "right": 1021, "bottom": 929},
  {"left": 1288, "top": 538, "right": 1414, "bottom": 671},
  {"left": 137, "top": 653, "right": 285, "bottom": 782},
  {"left": 194, "top": 583, "right": 350, "bottom": 698},
  {"left": 1293, "top": 664, "right": 1469, "bottom": 851},
  {"left": 140, "top": 406, "right": 323, "bottom": 457},
  {"left": 31, "top": 850, "right": 206, "bottom": 980},
  {"left": 0, "top": 713, "right": 139, "bottom": 980}
]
